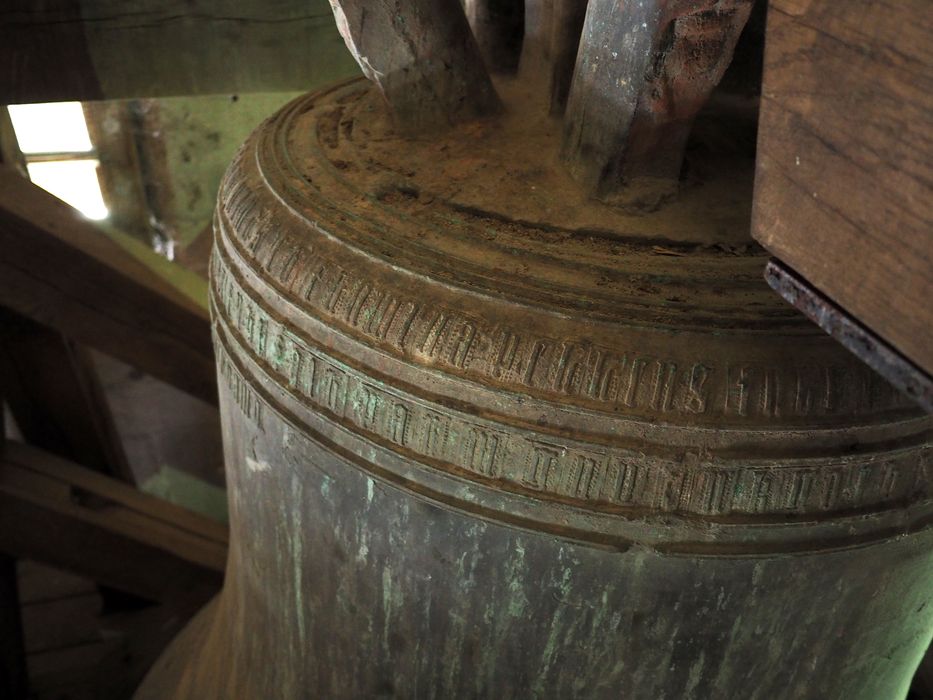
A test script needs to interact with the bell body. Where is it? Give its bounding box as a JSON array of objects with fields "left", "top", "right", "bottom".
[{"left": 138, "top": 80, "right": 933, "bottom": 699}]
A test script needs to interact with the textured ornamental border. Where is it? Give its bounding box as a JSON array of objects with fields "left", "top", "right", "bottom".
[
  {"left": 207, "top": 81, "right": 933, "bottom": 549},
  {"left": 212, "top": 244, "right": 932, "bottom": 522},
  {"left": 218, "top": 152, "right": 912, "bottom": 426}
]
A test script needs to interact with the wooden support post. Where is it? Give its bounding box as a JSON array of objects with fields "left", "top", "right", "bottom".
[
  {"left": 517, "top": 0, "right": 587, "bottom": 113},
  {"left": 328, "top": 0, "right": 501, "bottom": 131},
  {"left": 0, "top": 441, "right": 226, "bottom": 608},
  {"left": 752, "top": 0, "right": 933, "bottom": 379},
  {"left": 0, "top": 168, "right": 216, "bottom": 405},
  {"left": 518, "top": 0, "right": 554, "bottom": 83},
  {"left": 0, "top": 108, "right": 25, "bottom": 176},
  {"left": 562, "top": 0, "right": 753, "bottom": 205},
  {"left": 463, "top": 0, "right": 525, "bottom": 74},
  {"left": 0, "top": 556, "right": 26, "bottom": 699},
  {"left": 764, "top": 260, "right": 932, "bottom": 413},
  {"left": 548, "top": 0, "right": 588, "bottom": 114},
  {"left": 0, "top": 309, "right": 134, "bottom": 482},
  {"left": 0, "top": 124, "right": 135, "bottom": 482},
  {"left": 0, "top": 0, "right": 359, "bottom": 103}
]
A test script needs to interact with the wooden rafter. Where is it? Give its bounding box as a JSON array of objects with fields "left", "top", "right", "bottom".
[
  {"left": 0, "top": 309, "right": 135, "bottom": 482},
  {"left": 0, "top": 441, "right": 226, "bottom": 607},
  {"left": 0, "top": 168, "right": 216, "bottom": 405},
  {"left": 463, "top": 0, "right": 525, "bottom": 74},
  {"left": 0, "top": 0, "right": 359, "bottom": 103}
]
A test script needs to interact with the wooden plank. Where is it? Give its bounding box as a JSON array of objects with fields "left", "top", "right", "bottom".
[
  {"left": 0, "top": 0, "right": 359, "bottom": 103},
  {"left": 0, "top": 168, "right": 216, "bottom": 405},
  {"left": 0, "top": 110, "right": 136, "bottom": 481},
  {"left": 81, "top": 101, "right": 158, "bottom": 248},
  {"left": 0, "top": 441, "right": 226, "bottom": 607},
  {"left": 0, "top": 164, "right": 205, "bottom": 318},
  {"left": 329, "top": 0, "right": 501, "bottom": 131},
  {"left": 751, "top": 0, "right": 933, "bottom": 375},
  {"left": 561, "top": 0, "right": 753, "bottom": 205},
  {"left": 4, "top": 442, "right": 227, "bottom": 545},
  {"left": 764, "top": 259, "right": 932, "bottom": 412},
  {"left": 0, "top": 309, "right": 135, "bottom": 482},
  {"left": 15, "top": 561, "right": 198, "bottom": 700}
]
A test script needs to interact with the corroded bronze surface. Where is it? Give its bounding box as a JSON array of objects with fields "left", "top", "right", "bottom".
[{"left": 138, "top": 80, "right": 933, "bottom": 699}]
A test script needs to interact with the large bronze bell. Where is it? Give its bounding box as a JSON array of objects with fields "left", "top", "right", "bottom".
[{"left": 137, "top": 76, "right": 932, "bottom": 699}]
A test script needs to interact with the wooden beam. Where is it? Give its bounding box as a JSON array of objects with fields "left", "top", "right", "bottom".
[
  {"left": 518, "top": 0, "right": 555, "bottom": 86},
  {"left": 561, "top": 0, "right": 753, "bottom": 205},
  {"left": 0, "top": 441, "right": 226, "bottom": 607},
  {"left": 329, "top": 0, "right": 501, "bottom": 132},
  {"left": 0, "top": 116, "right": 137, "bottom": 480},
  {"left": 764, "top": 260, "right": 932, "bottom": 413},
  {"left": 0, "top": 0, "right": 359, "bottom": 103},
  {"left": 0, "top": 168, "right": 216, "bottom": 405},
  {"left": 548, "top": 0, "right": 588, "bottom": 115},
  {"left": 0, "top": 108, "right": 25, "bottom": 175},
  {"left": 510, "top": 0, "right": 589, "bottom": 114},
  {"left": 81, "top": 101, "right": 158, "bottom": 248},
  {"left": 463, "top": 0, "right": 525, "bottom": 74},
  {"left": 0, "top": 106, "right": 137, "bottom": 475},
  {"left": 751, "top": 0, "right": 933, "bottom": 377},
  {"left": 0, "top": 309, "right": 135, "bottom": 482},
  {"left": 0, "top": 115, "right": 134, "bottom": 492}
]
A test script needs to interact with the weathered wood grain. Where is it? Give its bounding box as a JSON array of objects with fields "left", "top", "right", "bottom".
[
  {"left": 765, "top": 259, "right": 932, "bottom": 413},
  {"left": 0, "top": 0, "right": 359, "bottom": 103},
  {"left": 0, "top": 310, "right": 135, "bottom": 482},
  {"left": 463, "top": 0, "right": 524, "bottom": 74},
  {"left": 0, "top": 101, "right": 134, "bottom": 481},
  {"left": 751, "top": 0, "right": 933, "bottom": 375},
  {"left": 328, "top": 0, "right": 501, "bottom": 131},
  {"left": 562, "top": 0, "right": 753, "bottom": 204},
  {"left": 0, "top": 441, "right": 226, "bottom": 607},
  {"left": 548, "top": 0, "right": 588, "bottom": 115},
  {"left": 0, "top": 169, "right": 216, "bottom": 405},
  {"left": 517, "top": 0, "right": 588, "bottom": 113}
]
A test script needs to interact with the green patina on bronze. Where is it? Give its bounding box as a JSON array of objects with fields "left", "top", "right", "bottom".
[{"left": 137, "top": 79, "right": 933, "bottom": 699}]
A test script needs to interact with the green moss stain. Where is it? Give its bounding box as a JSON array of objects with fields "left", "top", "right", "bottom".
[
  {"left": 140, "top": 465, "right": 228, "bottom": 523},
  {"left": 685, "top": 650, "right": 706, "bottom": 696},
  {"left": 505, "top": 539, "right": 528, "bottom": 618},
  {"left": 290, "top": 474, "right": 306, "bottom": 648}
]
